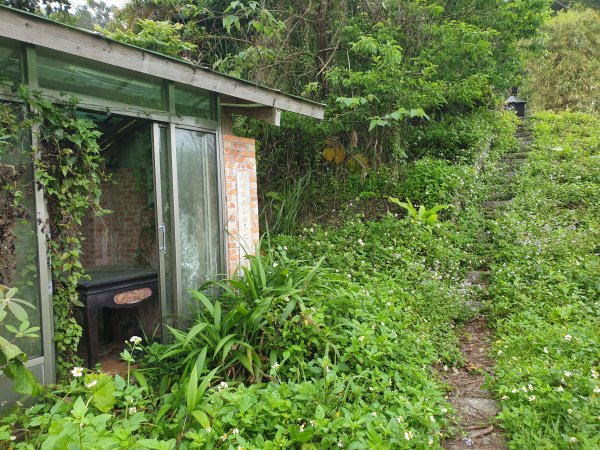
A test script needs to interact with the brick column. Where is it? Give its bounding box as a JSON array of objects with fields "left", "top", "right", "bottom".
[{"left": 223, "top": 135, "right": 260, "bottom": 275}]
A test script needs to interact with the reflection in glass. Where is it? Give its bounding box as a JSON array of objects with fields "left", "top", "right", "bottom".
[
  {"left": 0, "top": 102, "right": 42, "bottom": 358},
  {"left": 175, "top": 129, "right": 220, "bottom": 305}
]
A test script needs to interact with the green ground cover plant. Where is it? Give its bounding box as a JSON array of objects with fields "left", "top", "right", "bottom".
[
  {"left": 487, "top": 112, "right": 600, "bottom": 449},
  {"left": 0, "top": 109, "right": 517, "bottom": 449}
]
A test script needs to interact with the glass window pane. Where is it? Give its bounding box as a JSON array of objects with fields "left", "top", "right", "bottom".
[
  {"left": 174, "top": 84, "right": 215, "bottom": 120},
  {"left": 0, "top": 38, "right": 21, "bottom": 83},
  {"left": 175, "top": 129, "right": 221, "bottom": 304},
  {"left": 37, "top": 49, "right": 163, "bottom": 111},
  {"left": 0, "top": 102, "right": 43, "bottom": 358}
]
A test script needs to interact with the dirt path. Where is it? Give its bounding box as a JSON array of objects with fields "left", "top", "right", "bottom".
[{"left": 442, "top": 125, "right": 532, "bottom": 449}]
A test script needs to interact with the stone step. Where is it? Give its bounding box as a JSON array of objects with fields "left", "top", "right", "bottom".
[{"left": 449, "top": 398, "right": 500, "bottom": 426}]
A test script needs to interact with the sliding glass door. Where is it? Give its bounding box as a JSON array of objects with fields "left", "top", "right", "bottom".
[{"left": 152, "top": 124, "right": 222, "bottom": 324}]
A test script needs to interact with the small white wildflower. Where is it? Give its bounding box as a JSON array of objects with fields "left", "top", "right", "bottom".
[
  {"left": 129, "top": 336, "right": 142, "bottom": 345},
  {"left": 71, "top": 367, "right": 84, "bottom": 378},
  {"left": 592, "top": 369, "right": 598, "bottom": 379},
  {"left": 283, "top": 246, "right": 287, "bottom": 250},
  {"left": 371, "top": 324, "right": 376, "bottom": 329},
  {"left": 428, "top": 437, "right": 434, "bottom": 446},
  {"left": 337, "top": 442, "right": 343, "bottom": 448},
  {"left": 371, "top": 412, "right": 377, "bottom": 416},
  {"left": 358, "top": 335, "right": 365, "bottom": 342},
  {"left": 10, "top": 436, "right": 16, "bottom": 441},
  {"left": 220, "top": 434, "right": 227, "bottom": 441},
  {"left": 429, "top": 415, "right": 436, "bottom": 423},
  {"left": 497, "top": 350, "right": 503, "bottom": 355},
  {"left": 218, "top": 381, "right": 229, "bottom": 391},
  {"left": 593, "top": 387, "right": 600, "bottom": 394},
  {"left": 557, "top": 386, "right": 564, "bottom": 392},
  {"left": 528, "top": 384, "right": 534, "bottom": 391},
  {"left": 564, "top": 334, "right": 572, "bottom": 341},
  {"left": 369, "top": 387, "right": 374, "bottom": 391},
  {"left": 564, "top": 371, "right": 572, "bottom": 378},
  {"left": 543, "top": 347, "right": 549, "bottom": 354},
  {"left": 272, "top": 362, "right": 280, "bottom": 370},
  {"left": 358, "top": 239, "right": 365, "bottom": 246},
  {"left": 528, "top": 395, "right": 536, "bottom": 402},
  {"left": 381, "top": 322, "right": 385, "bottom": 326},
  {"left": 273, "top": 262, "right": 279, "bottom": 267},
  {"left": 85, "top": 380, "right": 97, "bottom": 388},
  {"left": 502, "top": 395, "right": 509, "bottom": 400},
  {"left": 521, "top": 386, "right": 528, "bottom": 392},
  {"left": 386, "top": 301, "right": 391, "bottom": 307},
  {"left": 567, "top": 409, "right": 573, "bottom": 414},
  {"left": 347, "top": 273, "right": 352, "bottom": 278},
  {"left": 569, "top": 437, "right": 577, "bottom": 443},
  {"left": 397, "top": 416, "right": 404, "bottom": 423},
  {"left": 404, "top": 430, "right": 414, "bottom": 440},
  {"left": 443, "top": 365, "right": 448, "bottom": 372},
  {"left": 237, "top": 446, "right": 244, "bottom": 450},
  {"left": 128, "top": 406, "right": 137, "bottom": 414},
  {"left": 232, "top": 428, "right": 239, "bottom": 435},
  {"left": 205, "top": 427, "right": 212, "bottom": 433}
]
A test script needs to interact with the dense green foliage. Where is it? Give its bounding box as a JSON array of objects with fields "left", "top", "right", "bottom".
[
  {"left": 0, "top": 110, "right": 519, "bottom": 449},
  {"left": 523, "top": 8, "right": 600, "bottom": 115},
  {"left": 488, "top": 113, "right": 600, "bottom": 448}
]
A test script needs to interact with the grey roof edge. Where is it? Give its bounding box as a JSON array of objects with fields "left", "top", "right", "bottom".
[{"left": 0, "top": 5, "right": 326, "bottom": 119}]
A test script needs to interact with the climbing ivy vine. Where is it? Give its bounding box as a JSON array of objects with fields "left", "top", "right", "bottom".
[{"left": 1, "top": 84, "right": 109, "bottom": 376}]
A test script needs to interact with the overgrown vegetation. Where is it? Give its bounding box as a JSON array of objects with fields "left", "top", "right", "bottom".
[{"left": 488, "top": 113, "right": 600, "bottom": 449}]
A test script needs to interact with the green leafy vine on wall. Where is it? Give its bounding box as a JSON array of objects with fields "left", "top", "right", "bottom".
[{"left": 1, "top": 84, "right": 109, "bottom": 376}]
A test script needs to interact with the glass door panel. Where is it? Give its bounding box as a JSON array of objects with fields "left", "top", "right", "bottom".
[
  {"left": 151, "top": 124, "right": 175, "bottom": 330},
  {"left": 0, "top": 103, "right": 43, "bottom": 359},
  {"left": 175, "top": 128, "right": 221, "bottom": 310}
]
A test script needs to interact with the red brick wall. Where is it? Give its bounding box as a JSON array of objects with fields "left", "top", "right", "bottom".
[
  {"left": 223, "top": 135, "right": 260, "bottom": 275},
  {"left": 81, "top": 169, "right": 156, "bottom": 269}
]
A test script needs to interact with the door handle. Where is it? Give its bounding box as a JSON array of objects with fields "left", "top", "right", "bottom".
[{"left": 159, "top": 223, "right": 167, "bottom": 253}]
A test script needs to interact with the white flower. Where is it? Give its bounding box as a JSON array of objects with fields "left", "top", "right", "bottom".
[
  {"left": 528, "top": 395, "right": 536, "bottom": 402},
  {"left": 347, "top": 274, "right": 352, "bottom": 278},
  {"left": 527, "top": 384, "right": 534, "bottom": 391},
  {"left": 337, "top": 442, "right": 344, "bottom": 448},
  {"left": 569, "top": 437, "right": 577, "bottom": 443},
  {"left": 310, "top": 420, "right": 316, "bottom": 426},
  {"left": 567, "top": 409, "right": 573, "bottom": 414},
  {"left": 564, "top": 334, "right": 572, "bottom": 341},
  {"left": 273, "top": 262, "right": 279, "bottom": 267},
  {"left": 429, "top": 415, "right": 436, "bottom": 423},
  {"left": 593, "top": 387, "right": 600, "bottom": 394},
  {"left": 128, "top": 406, "right": 137, "bottom": 414},
  {"left": 232, "top": 428, "right": 239, "bottom": 435},
  {"left": 358, "top": 239, "right": 365, "bottom": 246},
  {"left": 272, "top": 362, "right": 280, "bottom": 370},
  {"left": 502, "top": 395, "right": 509, "bottom": 400},
  {"left": 497, "top": 350, "right": 503, "bottom": 355},
  {"left": 71, "top": 367, "right": 84, "bottom": 378},
  {"left": 371, "top": 324, "right": 376, "bottom": 329},
  {"left": 129, "top": 336, "right": 142, "bottom": 345},
  {"left": 220, "top": 434, "right": 227, "bottom": 441},
  {"left": 237, "top": 447, "right": 244, "bottom": 450},
  {"left": 428, "top": 437, "right": 434, "bottom": 446},
  {"left": 218, "top": 381, "right": 229, "bottom": 391},
  {"left": 557, "top": 386, "right": 564, "bottom": 392},
  {"left": 543, "top": 347, "right": 549, "bottom": 354},
  {"left": 404, "top": 430, "right": 414, "bottom": 440},
  {"left": 10, "top": 436, "right": 16, "bottom": 441},
  {"left": 371, "top": 412, "right": 377, "bottom": 416},
  {"left": 85, "top": 380, "right": 97, "bottom": 388},
  {"left": 205, "top": 427, "right": 212, "bottom": 433},
  {"left": 397, "top": 416, "right": 404, "bottom": 423},
  {"left": 358, "top": 335, "right": 365, "bottom": 342},
  {"left": 564, "top": 371, "right": 572, "bottom": 378},
  {"left": 386, "top": 301, "right": 392, "bottom": 307},
  {"left": 511, "top": 388, "right": 519, "bottom": 394},
  {"left": 443, "top": 365, "right": 448, "bottom": 372},
  {"left": 592, "top": 369, "right": 598, "bottom": 379}
]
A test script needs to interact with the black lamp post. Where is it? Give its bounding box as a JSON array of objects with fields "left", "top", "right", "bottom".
[{"left": 505, "top": 87, "right": 527, "bottom": 118}]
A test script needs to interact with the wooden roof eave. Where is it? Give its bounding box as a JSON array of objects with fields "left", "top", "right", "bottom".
[{"left": 0, "top": 5, "right": 325, "bottom": 123}]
